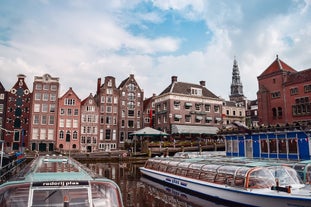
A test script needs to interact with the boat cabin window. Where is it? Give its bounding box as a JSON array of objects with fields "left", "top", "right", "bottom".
[
  {"left": 234, "top": 167, "right": 249, "bottom": 187},
  {"left": 166, "top": 166, "right": 177, "bottom": 174},
  {"left": 175, "top": 162, "right": 191, "bottom": 176},
  {"left": 268, "top": 166, "right": 302, "bottom": 186},
  {"left": 199, "top": 164, "right": 219, "bottom": 182},
  {"left": 247, "top": 168, "right": 275, "bottom": 189}
]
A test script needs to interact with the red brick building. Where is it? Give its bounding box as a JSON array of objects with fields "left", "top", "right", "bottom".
[
  {"left": 0, "top": 82, "right": 6, "bottom": 140},
  {"left": 56, "top": 87, "right": 81, "bottom": 152},
  {"left": 3, "top": 74, "right": 31, "bottom": 152},
  {"left": 118, "top": 74, "right": 144, "bottom": 147},
  {"left": 80, "top": 93, "right": 99, "bottom": 152},
  {"left": 95, "top": 76, "right": 120, "bottom": 151},
  {"left": 29, "top": 74, "right": 60, "bottom": 152},
  {"left": 257, "top": 56, "right": 311, "bottom": 126}
]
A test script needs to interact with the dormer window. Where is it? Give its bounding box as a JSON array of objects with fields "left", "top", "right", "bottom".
[{"left": 191, "top": 87, "right": 202, "bottom": 96}]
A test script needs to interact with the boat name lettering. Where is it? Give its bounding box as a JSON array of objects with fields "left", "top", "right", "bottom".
[
  {"left": 172, "top": 179, "right": 180, "bottom": 185},
  {"left": 33, "top": 181, "right": 88, "bottom": 187}
]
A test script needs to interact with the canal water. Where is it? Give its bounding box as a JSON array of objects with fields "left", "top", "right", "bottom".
[{"left": 85, "top": 161, "right": 233, "bottom": 207}]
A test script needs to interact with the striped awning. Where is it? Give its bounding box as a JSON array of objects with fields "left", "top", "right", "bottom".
[{"left": 172, "top": 124, "right": 219, "bottom": 135}]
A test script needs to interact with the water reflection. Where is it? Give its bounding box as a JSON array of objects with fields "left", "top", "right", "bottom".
[{"left": 86, "top": 161, "right": 230, "bottom": 207}]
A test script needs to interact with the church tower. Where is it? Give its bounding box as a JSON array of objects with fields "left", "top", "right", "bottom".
[{"left": 229, "top": 58, "right": 246, "bottom": 103}]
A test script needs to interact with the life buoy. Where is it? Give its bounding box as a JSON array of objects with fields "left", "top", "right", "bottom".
[{"left": 122, "top": 152, "right": 127, "bottom": 158}]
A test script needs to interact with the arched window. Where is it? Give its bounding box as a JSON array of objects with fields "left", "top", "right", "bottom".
[
  {"left": 59, "top": 130, "right": 64, "bottom": 139},
  {"left": 272, "top": 108, "right": 277, "bottom": 118},
  {"left": 73, "top": 131, "right": 78, "bottom": 140}
]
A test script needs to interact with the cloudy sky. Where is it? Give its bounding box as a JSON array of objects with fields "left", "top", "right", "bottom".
[{"left": 1, "top": 0, "right": 311, "bottom": 101}]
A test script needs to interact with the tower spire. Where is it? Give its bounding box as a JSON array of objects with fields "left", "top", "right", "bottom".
[{"left": 229, "top": 57, "right": 245, "bottom": 102}]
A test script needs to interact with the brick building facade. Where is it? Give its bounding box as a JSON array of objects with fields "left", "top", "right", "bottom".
[{"left": 257, "top": 56, "right": 311, "bottom": 126}]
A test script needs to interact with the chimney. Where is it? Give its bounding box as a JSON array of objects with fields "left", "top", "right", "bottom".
[
  {"left": 200, "top": 81, "right": 205, "bottom": 87},
  {"left": 171, "top": 76, "right": 177, "bottom": 83},
  {"left": 97, "top": 78, "right": 101, "bottom": 94}
]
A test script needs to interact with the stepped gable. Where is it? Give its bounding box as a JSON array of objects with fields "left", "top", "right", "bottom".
[
  {"left": 258, "top": 55, "right": 297, "bottom": 78},
  {"left": 285, "top": 68, "right": 311, "bottom": 85}
]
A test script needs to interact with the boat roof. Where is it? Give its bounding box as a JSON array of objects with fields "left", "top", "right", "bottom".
[{"left": 12, "top": 155, "right": 97, "bottom": 183}]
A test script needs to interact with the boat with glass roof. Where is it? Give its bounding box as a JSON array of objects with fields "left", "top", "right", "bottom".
[
  {"left": 140, "top": 157, "right": 311, "bottom": 207},
  {"left": 0, "top": 155, "right": 124, "bottom": 207}
]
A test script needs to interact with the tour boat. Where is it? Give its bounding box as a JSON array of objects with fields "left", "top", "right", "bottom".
[
  {"left": 140, "top": 157, "right": 311, "bottom": 207},
  {"left": 0, "top": 155, "right": 124, "bottom": 207}
]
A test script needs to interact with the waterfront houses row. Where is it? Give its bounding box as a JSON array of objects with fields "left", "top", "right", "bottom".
[
  {"left": 2, "top": 55, "right": 309, "bottom": 154},
  {"left": 0, "top": 74, "right": 144, "bottom": 153}
]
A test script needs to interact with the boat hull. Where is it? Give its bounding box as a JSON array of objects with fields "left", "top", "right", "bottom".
[{"left": 140, "top": 167, "right": 311, "bottom": 207}]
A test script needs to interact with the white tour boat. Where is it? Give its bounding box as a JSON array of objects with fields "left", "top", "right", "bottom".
[
  {"left": 0, "top": 155, "right": 124, "bottom": 207},
  {"left": 140, "top": 157, "right": 311, "bottom": 207}
]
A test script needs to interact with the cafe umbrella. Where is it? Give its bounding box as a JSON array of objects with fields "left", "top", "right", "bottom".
[{"left": 129, "top": 127, "right": 169, "bottom": 154}]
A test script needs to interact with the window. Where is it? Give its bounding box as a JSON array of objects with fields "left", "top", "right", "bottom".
[
  {"left": 290, "top": 87, "right": 298, "bottom": 95},
  {"left": 214, "top": 105, "right": 220, "bottom": 113},
  {"left": 74, "top": 109, "right": 79, "bottom": 116},
  {"left": 86, "top": 106, "right": 95, "bottom": 112},
  {"left": 191, "top": 87, "right": 202, "bottom": 96},
  {"left": 33, "top": 115, "right": 39, "bottom": 124},
  {"left": 36, "top": 84, "right": 42, "bottom": 90},
  {"left": 50, "top": 94, "right": 56, "bottom": 101},
  {"left": 107, "top": 96, "right": 112, "bottom": 103},
  {"left": 35, "top": 93, "right": 41, "bottom": 100},
  {"left": 65, "top": 98, "right": 75, "bottom": 105},
  {"left": 51, "top": 85, "right": 57, "bottom": 91},
  {"left": 174, "top": 114, "right": 182, "bottom": 122},
  {"left": 42, "top": 104, "right": 48, "bottom": 112},
  {"left": 128, "top": 102, "right": 135, "bottom": 109},
  {"left": 128, "top": 110, "right": 134, "bottom": 117},
  {"left": 73, "top": 119, "right": 78, "bottom": 128},
  {"left": 50, "top": 104, "right": 55, "bottom": 112},
  {"left": 66, "top": 119, "right": 71, "bottom": 127},
  {"left": 41, "top": 116, "right": 47, "bottom": 125},
  {"left": 205, "top": 104, "right": 211, "bottom": 112},
  {"left": 59, "top": 130, "right": 64, "bottom": 139},
  {"left": 184, "top": 102, "right": 192, "bottom": 110},
  {"left": 60, "top": 108, "right": 65, "bottom": 115},
  {"left": 304, "top": 84, "right": 311, "bottom": 93},
  {"left": 106, "top": 88, "right": 113, "bottom": 94},
  {"left": 185, "top": 115, "right": 191, "bottom": 123},
  {"left": 42, "top": 93, "right": 49, "bottom": 101},
  {"left": 73, "top": 131, "right": 78, "bottom": 140},
  {"left": 195, "top": 103, "right": 201, "bottom": 111},
  {"left": 173, "top": 101, "right": 180, "bottom": 109},
  {"left": 105, "top": 129, "right": 111, "bottom": 139},
  {"left": 106, "top": 116, "right": 112, "bottom": 124},
  {"left": 128, "top": 83, "right": 135, "bottom": 91},
  {"left": 59, "top": 119, "right": 65, "bottom": 127},
  {"left": 128, "top": 120, "right": 134, "bottom": 128},
  {"left": 271, "top": 91, "right": 281, "bottom": 98},
  {"left": 49, "top": 116, "right": 54, "bottom": 125},
  {"left": 128, "top": 93, "right": 135, "bottom": 101},
  {"left": 106, "top": 106, "right": 112, "bottom": 113},
  {"left": 34, "top": 104, "right": 40, "bottom": 112},
  {"left": 43, "top": 84, "right": 49, "bottom": 90},
  {"left": 101, "top": 96, "right": 105, "bottom": 103},
  {"left": 67, "top": 109, "right": 72, "bottom": 115},
  {"left": 195, "top": 116, "right": 202, "bottom": 123}
]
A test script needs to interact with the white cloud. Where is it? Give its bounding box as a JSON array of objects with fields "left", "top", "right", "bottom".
[{"left": 1, "top": 0, "right": 311, "bottom": 102}]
